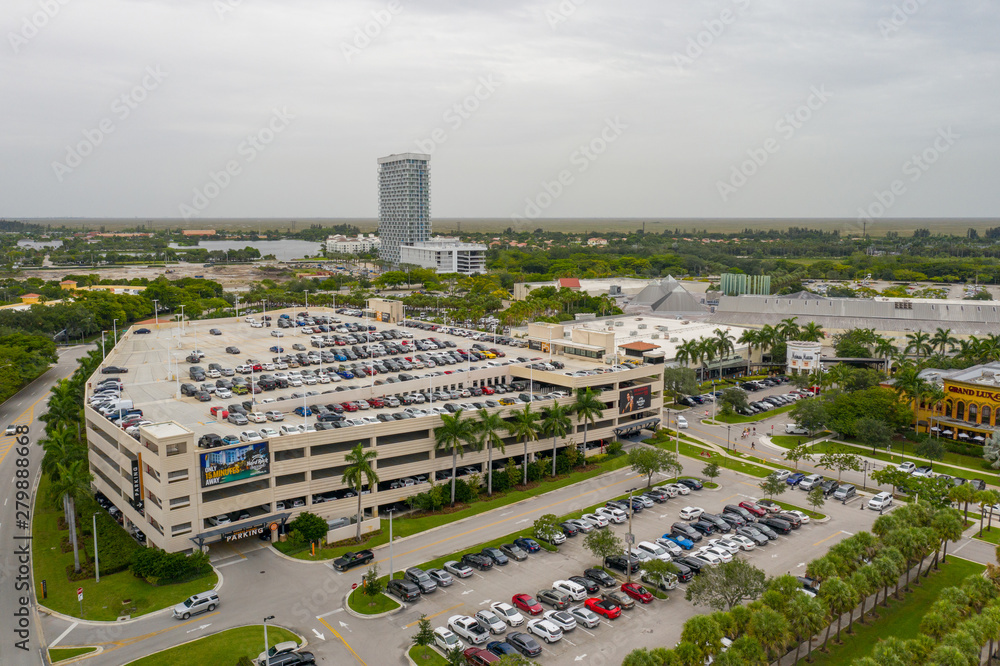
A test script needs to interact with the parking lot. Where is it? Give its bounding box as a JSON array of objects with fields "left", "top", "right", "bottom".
[{"left": 380, "top": 477, "right": 883, "bottom": 665}]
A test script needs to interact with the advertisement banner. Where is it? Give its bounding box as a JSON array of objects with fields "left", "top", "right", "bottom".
[
  {"left": 619, "top": 385, "right": 652, "bottom": 414},
  {"left": 200, "top": 441, "right": 270, "bottom": 488},
  {"left": 130, "top": 458, "right": 144, "bottom": 511},
  {"left": 222, "top": 523, "right": 267, "bottom": 542}
]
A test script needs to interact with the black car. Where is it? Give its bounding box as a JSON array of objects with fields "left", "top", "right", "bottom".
[
  {"left": 135, "top": 328, "right": 151, "bottom": 334},
  {"left": 209, "top": 328, "right": 222, "bottom": 335},
  {"left": 678, "top": 478, "right": 704, "bottom": 490},
  {"left": 820, "top": 479, "right": 840, "bottom": 496},
  {"left": 101, "top": 366, "right": 128, "bottom": 374},
  {"left": 724, "top": 505, "right": 757, "bottom": 523},
  {"left": 754, "top": 523, "right": 779, "bottom": 540},
  {"left": 568, "top": 576, "right": 600, "bottom": 594},
  {"left": 970, "top": 479, "right": 987, "bottom": 491},
  {"left": 481, "top": 547, "right": 509, "bottom": 566},
  {"left": 719, "top": 512, "right": 747, "bottom": 528},
  {"left": 332, "top": 550, "right": 374, "bottom": 571},
  {"left": 690, "top": 519, "right": 717, "bottom": 536},
  {"left": 560, "top": 522, "right": 580, "bottom": 537},
  {"left": 759, "top": 517, "right": 792, "bottom": 534},
  {"left": 629, "top": 498, "right": 645, "bottom": 513},
  {"left": 197, "top": 433, "right": 222, "bottom": 449},
  {"left": 268, "top": 652, "right": 316, "bottom": 666},
  {"left": 670, "top": 560, "right": 695, "bottom": 582},
  {"left": 386, "top": 579, "right": 420, "bottom": 602},
  {"left": 776, "top": 512, "right": 802, "bottom": 528},
  {"left": 584, "top": 568, "right": 617, "bottom": 588},
  {"left": 180, "top": 383, "right": 198, "bottom": 396},
  {"left": 736, "top": 526, "right": 769, "bottom": 546},
  {"left": 226, "top": 346, "right": 240, "bottom": 354},
  {"left": 487, "top": 641, "right": 519, "bottom": 658},
  {"left": 461, "top": 553, "right": 494, "bottom": 571},
  {"left": 670, "top": 522, "right": 703, "bottom": 543},
  {"left": 677, "top": 556, "right": 707, "bottom": 574},
  {"left": 507, "top": 632, "right": 543, "bottom": 658},
  {"left": 699, "top": 513, "right": 732, "bottom": 533},
  {"left": 604, "top": 554, "right": 640, "bottom": 575}
]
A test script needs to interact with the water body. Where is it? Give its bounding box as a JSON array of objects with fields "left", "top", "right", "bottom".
[{"left": 168, "top": 240, "right": 321, "bottom": 262}]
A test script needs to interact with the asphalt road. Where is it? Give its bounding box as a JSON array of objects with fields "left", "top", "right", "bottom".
[{"left": 0, "top": 345, "right": 92, "bottom": 666}]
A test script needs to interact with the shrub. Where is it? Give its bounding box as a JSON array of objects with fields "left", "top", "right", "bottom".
[
  {"left": 130, "top": 547, "right": 212, "bottom": 585},
  {"left": 606, "top": 441, "right": 624, "bottom": 457},
  {"left": 453, "top": 479, "right": 475, "bottom": 504}
]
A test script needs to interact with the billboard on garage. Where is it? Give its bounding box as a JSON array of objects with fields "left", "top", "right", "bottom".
[
  {"left": 200, "top": 441, "right": 270, "bottom": 488},
  {"left": 619, "top": 385, "right": 652, "bottom": 414}
]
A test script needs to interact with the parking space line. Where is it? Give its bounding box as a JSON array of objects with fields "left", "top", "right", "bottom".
[
  {"left": 564, "top": 638, "right": 577, "bottom": 646},
  {"left": 578, "top": 627, "right": 595, "bottom": 637},
  {"left": 404, "top": 603, "right": 463, "bottom": 627}
]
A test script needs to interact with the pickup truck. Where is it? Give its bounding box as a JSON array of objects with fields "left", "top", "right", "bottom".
[{"left": 448, "top": 615, "right": 489, "bottom": 645}]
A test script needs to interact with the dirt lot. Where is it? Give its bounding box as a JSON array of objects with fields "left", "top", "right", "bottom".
[{"left": 22, "top": 261, "right": 286, "bottom": 290}]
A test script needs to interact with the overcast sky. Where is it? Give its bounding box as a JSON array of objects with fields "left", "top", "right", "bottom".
[{"left": 2, "top": 0, "right": 998, "bottom": 223}]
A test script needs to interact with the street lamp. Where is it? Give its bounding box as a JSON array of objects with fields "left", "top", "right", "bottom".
[
  {"left": 152, "top": 299, "right": 159, "bottom": 327},
  {"left": 93, "top": 512, "right": 100, "bottom": 583},
  {"left": 263, "top": 615, "right": 275, "bottom": 666},
  {"left": 304, "top": 290, "right": 309, "bottom": 312},
  {"left": 726, "top": 425, "right": 731, "bottom": 454},
  {"left": 113, "top": 318, "right": 119, "bottom": 345},
  {"left": 100, "top": 330, "right": 106, "bottom": 364},
  {"left": 387, "top": 508, "right": 396, "bottom": 581},
  {"left": 626, "top": 487, "right": 636, "bottom": 583}
]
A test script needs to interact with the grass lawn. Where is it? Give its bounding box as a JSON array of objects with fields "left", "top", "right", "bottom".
[
  {"left": 128, "top": 625, "right": 299, "bottom": 666},
  {"left": 278, "top": 455, "right": 630, "bottom": 561},
  {"left": 409, "top": 645, "right": 448, "bottom": 665},
  {"left": 811, "top": 441, "right": 994, "bottom": 483},
  {"left": 840, "top": 436, "right": 995, "bottom": 475},
  {"left": 807, "top": 557, "right": 986, "bottom": 665},
  {"left": 33, "top": 476, "right": 218, "bottom": 621},
  {"left": 48, "top": 647, "right": 97, "bottom": 663},
  {"left": 347, "top": 587, "right": 400, "bottom": 614},
  {"left": 712, "top": 403, "right": 795, "bottom": 424},
  {"left": 973, "top": 524, "right": 1000, "bottom": 545},
  {"left": 766, "top": 498, "right": 827, "bottom": 520},
  {"left": 770, "top": 434, "right": 813, "bottom": 448}
]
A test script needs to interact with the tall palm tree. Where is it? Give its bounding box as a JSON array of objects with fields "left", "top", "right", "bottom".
[
  {"left": 737, "top": 329, "right": 760, "bottom": 376},
  {"left": 820, "top": 577, "right": 857, "bottom": 646},
  {"left": 541, "top": 403, "right": 572, "bottom": 477},
  {"left": 904, "top": 330, "right": 932, "bottom": 359},
  {"left": 475, "top": 408, "right": 506, "bottom": 496},
  {"left": 930, "top": 327, "right": 957, "bottom": 356},
  {"left": 698, "top": 338, "right": 717, "bottom": 382},
  {"left": 799, "top": 321, "right": 825, "bottom": 343},
  {"left": 39, "top": 427, "right": 84, "bottom": 527},
  {"left": 748, "top": 606, "right": 791, "bottom": 662},
  {"left": 712, "top": 328, "right": 735, "bottom": 383},
  {"left": 572, "top": 388, "right": 605, "bottom": 457},
  {"left": 873, "top": 336, "right": 898, "bottom": 373},
  {"left": 48, "top": 459, "right": 93, "bottom": 573},
  {"left": 506, "top": 404, "right": 541, "bottom": 486},
  {"left": 786, "top": 593, "right": 827, "bottom": 663},
  {"left": 777, "top": 317, "right": 801, "bottom": 341},
  {"left": 826, "top": 363, "right": 854, "bottom": 390},
  {"left": 341, "top": 442, "right": 379, "bottom": 542},
  {"left": 435, "top": 410, "right": 477, "bottom": 506},
  {"left": 674, "top": 339, "right": 701, "bottom": 371}
]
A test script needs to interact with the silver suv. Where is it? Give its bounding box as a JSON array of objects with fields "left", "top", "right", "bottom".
[{"left": 172, "top": 591, "right": 219, "bottom": 619}]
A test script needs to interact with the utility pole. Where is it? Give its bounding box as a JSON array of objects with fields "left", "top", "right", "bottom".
[
  {"left": 152, "top": 299, "right": 159, "bottom": 327},
  {"left": 626, "top": 487, "right": 636, "bottom": 583}
]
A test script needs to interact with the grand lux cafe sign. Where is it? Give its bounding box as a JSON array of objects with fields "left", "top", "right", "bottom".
[{"left": 947, "top": 385, "right": 1000, "bottom": 402}]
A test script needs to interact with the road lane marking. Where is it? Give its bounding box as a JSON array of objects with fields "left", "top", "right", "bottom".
[
  {"left": 812, "top": 531, "right": 846, "bottom": 548},
  {"left": 49, "top": 621, "right": 78, "bottom": 648},
  {"left": 318, "top": 617, "right": 367, "bottom": 665},
  {"left": 404, "top": 603, "right": 463, "bottom": 627}
]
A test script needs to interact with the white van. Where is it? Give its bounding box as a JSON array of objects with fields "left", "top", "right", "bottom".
[
  {"left": 868, "top": 492, "right": 893, "bottom": 511},
  {"left": 100, "top": 399, "right": 133, "bottom": 414}
]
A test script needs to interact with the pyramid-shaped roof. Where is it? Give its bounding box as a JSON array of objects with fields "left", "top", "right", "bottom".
[{"left": 630, "top": 276, "right": 704, "bottom": 312}]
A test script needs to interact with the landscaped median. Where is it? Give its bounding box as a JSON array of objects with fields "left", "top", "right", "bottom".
[
  {"left": 408, "top": 644, "right": 448, "bottom": 665},
  {"left": 347, "top": 585, "right": 400, "bottom": 615},
  {"left": 274, "top": 452, "right": 630, "bottom": 561},
  {"left": 123, "top": 625, "right": 301, "bottom": 666},
  {"left": 48, "top": 647, "right": 98, "bottom": 664}
]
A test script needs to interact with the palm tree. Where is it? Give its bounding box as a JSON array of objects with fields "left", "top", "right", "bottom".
[
  {"left": 820, "top": 577, "right": 856, "bottom": 645},
  {"left": 475, "top": 408, "right": 506, "bottom": 496},
  {"left": 873, "top": 336, "right": 898, "bottom": 373},
  {"left": 699, "top": 338, "right": 717, "bottom": 382},
  {"left": 341, "top": 443, "right": 379, "bottom": 542},
  {"left": 712, "top": 328, "right": 735, "bottom": 383},
  {"left": 747, "top": 606, "right": 790, "bottom": 662},
  {"left": 777, "top": 317, "right": 801, "bottom": 341},
  {"left": 680, "top": 615, "right": 724, "bottom": 662},
  {"left": 541, "top": 403, "right": 572, "bottom": 477},
  {"left": 931, "top": 327, "right": 957, "bottom": 356},
  {"left": 506, "top": 404, "right": 540, "bottom": 486},
  {"left": 799, "top": 321, "right": 824, "bottom": 343},
  {"left": 39, "top": 427, "right": 84, "bottom": 527},
  {"left": 675, "top": 339, "right": 701, "bottom": 372},
  {"left": 435, "top": 410, "right": 477, "bottom": 506},
  {"left": 904, "top": 330, "right": 932, "bottom": 359},
  {"left": 849, "top": 568, "right": 878, "bottom": 631},
  {"left": 826, "top": 363, "right": 854, "bottom": 390},
  {"left": 572, "top": 388, "right": 604, "bottom": 456},
  {"left": 932, "top": 509, "right": 965, "bottom": 566},
  {"left": 48, "top": 459, "right": 93, "bottom": 573},
  {"left": 737, "top": 329, "right": 760, "bottom": 376},
  {"left": 786, "top": 593, "right": 826, "bottom": 663}
]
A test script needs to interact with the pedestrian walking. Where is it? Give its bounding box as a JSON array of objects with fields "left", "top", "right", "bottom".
[
  {"left": 752, "top": 426, "right": 756, "bottom": 436},
  {"left": 751, "top": 440, "right": 756, "bottom": 450}
]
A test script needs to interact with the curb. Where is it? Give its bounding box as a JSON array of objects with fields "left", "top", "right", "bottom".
[
  {"left": 266, "top": 543, "right": 335, "bottom": 566},
  {"left": 342, "top": 589, "right": 405, "bottom": 620},
  {"left": 406, "top": 645, "right": 446, "bottom": 666},
  {"left": 48, "top": 646, "right": 102, "bottom": 664},
  {"left": 119, "top": 624, "right": 307, "bottom": 666}
]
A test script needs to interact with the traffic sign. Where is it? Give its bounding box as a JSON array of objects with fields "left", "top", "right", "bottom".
[
  {"left": 77, "top": 587, "right": 83, "bottom": 601},
  {"left": 625, "top": 533, "right": 635, "bottom": 544}
]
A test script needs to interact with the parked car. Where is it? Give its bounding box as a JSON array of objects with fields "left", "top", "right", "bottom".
[
  {"left": 489, "top": 602, "right": 525, "bottom": 627},
  {"left": 584, "top": 597, "right": 621, "bottom": 619},
  {"left": 444, "top": 560, "right": 474, "bottom": 578},
  {"left": 833, "top": 484, "right": 857, "bottom": 501},
  {"left": 511, "top": 593, "right": 544, "bottom": 616},
  {"left": 387, "top": 579, "right": 421, "bottom": 602},
  {"left": 499, "top": 543, "right": 528, "bottom": 561},
  {"left": 620, "top": 582, "right": 654, "bottom": 604},
  {"left": 604, "top": 554, "right": 640, "bottom": 575},
  {"left": 583, "top": 568, "right": 617, "bottom": 588},
  {"left": 869, "top": 491, "right": 894, "bottom": 511},
  {"left": 679, "top": 506, "right": 704, "bottom": 520}
]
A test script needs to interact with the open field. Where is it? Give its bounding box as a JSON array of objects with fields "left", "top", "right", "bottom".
[{"left": 19, "top": 217, "right": 1000, "bottom": 235}]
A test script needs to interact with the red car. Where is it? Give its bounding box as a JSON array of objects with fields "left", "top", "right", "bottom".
[
  {"left": 481, "top": 386, "right": 494, "bottom": 395},
  {"left": 209, "top": 405, "right": 226, "bottom": 417},
  {"left": 367, "top": 397, "right": 384, "bottom": 408},
  {"left": 584, "top": 597, "right": 621, "bottom": 619},
  {"left": 342, "top": 402, "right": 358, "bottom": 412},
  {"left": 251, "top": 363, "right": 263, "bottom": 372},
  {"left": 739, "top": 500, "right": 767, "bottom": 517},
  {"left": 621, "top": 582, "right": 654, "bottom": 604},
  {"left": 490, "top": 349, "right": 505, "bottom": 358},
  {"left": 511, "top": 593, "right": 543, "bottom": 616}
]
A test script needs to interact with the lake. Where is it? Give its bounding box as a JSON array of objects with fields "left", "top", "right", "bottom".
[{"left": 168, "top": 240, "right": 322, "bottom": 262}]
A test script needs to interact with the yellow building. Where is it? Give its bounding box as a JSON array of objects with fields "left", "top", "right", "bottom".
[{"left": 914, "top": 365, "right": 1000, "bottom": 444}]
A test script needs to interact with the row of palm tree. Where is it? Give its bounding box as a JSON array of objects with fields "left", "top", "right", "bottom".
[{"left": 433, "top": 387, "right": 607, "bottom": 505}]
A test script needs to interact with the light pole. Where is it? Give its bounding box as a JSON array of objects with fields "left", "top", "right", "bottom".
[
  {"left": 179, "top": 304, "right": 186, "bottom": 330},
  {"left": 93, "top": 512, "right": 100, "bottom": 583},
  {"left": 711, "top": 380, "right": 716, "bottom": 420},
  {"left": 387, "top": 508, "right": 396, "bottom": 581},
  {"left": 263, "top": 615, "right": 275, "bottom": 666},
  {"left": 113, "top": 318, "right": 118, "bottom": 345},
  {"left": 100, "top": 330, "right": 106, "bottom": 363},
  {"left": 626, "top": 487, "right": 636, "bottom": 583},
  {"left": 726, "top": 425, "right": 731, "bottom": 454},
  {"left": 152, "top": 299, "right": 159, "bottom": 327},
  {"left": 304, "top": 290, "right": 309, "bottom": 312}
]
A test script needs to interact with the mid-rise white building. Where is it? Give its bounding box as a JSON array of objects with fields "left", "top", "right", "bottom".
[
  {"left": 399, "top": 237, "right": 487, "bottom": 275},
  {"left": 378, "top": 153, "right": 431, "bottom": 265},
  {"left": 326, "top": 234, "right": 380, "bottom": 255}
]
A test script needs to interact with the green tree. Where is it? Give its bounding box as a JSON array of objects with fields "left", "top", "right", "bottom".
[
  {"left": 341, "top": 443, "right": 379, "bottom": 542},
  {"left": 718, "top": 387, "right": 748, "bottom": 416},
  {"left": 48, "top": 459, "right": 92, "bottom": 573},
  {"left": 856, "top": 417, "right": 894, "bottom": 455},
  {"left": 583, "top": 528, "right": 623, "bottom": 565},
  {"left": 826, "top": 387, "right": 912, "bottom": 438},
  {"left": 784, "top": 443, "right": 814, "bottom": 470},
  {"left": 288, "top": 512, "right": 328, "bottom": 543},
  {"left": 506, "top": 404, "right": 541, "bottom": 487},
  {"left": 435, "top": 410, "right": 478, "bottom": 505},
  {"left": 790, "top": 398, "right": 826, "bottom": 438},
  {"left": 361, "top": 562, "right": 384, "bottom": 596},
  {"left": 411, "top": 614, "right": 434, "bottom": 647},
  {"left": 532, "top": 513, "right": 562, "bottom": 544},
  {"left": 914, "top": 437, "right": 945, "bottom": 462},
  {"left": 747, "top": 606, "right": 790, "bottom": 662},
  {"left": 786, "top": 593, "right": 827, "bottom": 663},
  {"left": 680, "top": 614, "right": 724, "bottom": 662},
  {"left": 663, "top": 366, "right": 698, "bottom": 403},
  {"left": 871, "top": 467, "right": 912, "bottom": 497},
  {"left": 759, "top": 473, "right": 787, "bottom": 499},
  {"left": 820, "top": 576, "right": 856, "bottom": 645},
  {"left": 808, "top": 486, "right": 826, "bottom": 514},
  {"left": 949, "top": 483, "right": 978, "bottom": 523},
  {"left": 475, "top": 408, "right": 507, "bottom": 496},
  {"left": 541, "top": 402, "right": 572, "bottom": 477},
  {"left": 445, "top": 645, "right": 465, "bottom": 666},
  {"left": 572, "top": 388, "right": 605, "bottom": 456},
  {"left": 628, "top": 446, "right": 681, "bottom": 488},
  {"left": 702, "top": 461, "right": 721, "bottom": 486},
  {"left": 817, "top": 450, "right": 862, "bottom": 481},
  {"left": 933, "top": 509, "right": 966, "bottom": 565},
  {"left": 684, "top": 559, "right": 767, "bottom": 611}
]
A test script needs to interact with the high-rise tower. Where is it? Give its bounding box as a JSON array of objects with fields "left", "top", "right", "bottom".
[{"left": 377, "top": 153, "right": 430, "bottom": 265}]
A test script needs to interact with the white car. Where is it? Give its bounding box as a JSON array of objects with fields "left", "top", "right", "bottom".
[
  {"left": 627, "top": 547, "right": 652, "bottom": 564},
  {"left": 897, "top": 461, "right": 916, "bottom": 474},
  {"left": 474, "top": 609, "right": 506, "bottom": 635},
  {"left": 698, "top": 546, "right": 733, "bottom": 563},
  {"left": 709, "top": 538, "right": 745, "bottom": 555},
  {"left": 552, "top": 580, "right": 587, "bottom": 601},
  {"left": 239, "top": 430, "right": 262, "bottom": 442},
  {"left": 676, "top": 415, "right": 689, "bottom": 429},
  {"left": 784, "top": 424, "right": 808, "bottom": 435},
  {"left": 259, "top": 427, "right": 279, "bottom": 438},
  {"left": 271, "top": 330, "right": 284, "bottom": 337},
  {"left": 787, "top": 510, "right": 811, "bottom": 524},
  {"left": 595, "top": 506, "right": 627, "bottom": 523},
  {"left": 568, "top": 606, "right": 601, "bottom": 629},
  {"left": 667, "top": 483, "right": 690, "bottom": 496},
  {"left": 727, "top": 535, "right": 757, "bottom": 551},
  {"left": 215, "top": 388, "right": 232, "bottom": 399},
  {"left": 433, "top": 627, "right": 464, "bottom": 653},
  {"left": 634, "top": 495, "right": 654, "bottom": 508},
  {"left": 448, "top": 615, "right": 489, "bottom": 645},
  {"left": 526, "top": 618, "right": 563, "bottom": 644},
  {"left": 444, "top": 560, "right": 474, "bottom": 578},
  {"left": 490, "top": 602, "right": 525, "bottom": 627},
  {"left": 654, "top": 537, "right": 684, "bottom": 556},
  {"left": 265, "top": 410, "right": 285, "bottom": 422},
  {"left": 658, "top": 485, "right": 679, "bottom": 498},
  {"left": 771, "top": 470, "right": 791, "bottom": 482},
  {"left": 246, "top": 411, "right": 267, "bottom": 423},
  {"left": 208, "top": 514, "right": 231, "bottom": 526},
  {"left": 636, "top": 541, "right": 673, "bottom": 562},
  {"left": 279, "top": 425, "right": 302, "bottom": 436},
  {"left": 679, "top": 506, "right": 704, "bottom": 521},
  {"left": 693, "top": 549, "right": 725, "bottom": 565},
  {"left": 580, "top": 513, "right": 609, "bottom": 529},
  {"left": 543, "top": 609, "right": 577, "bottom": 632}
]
